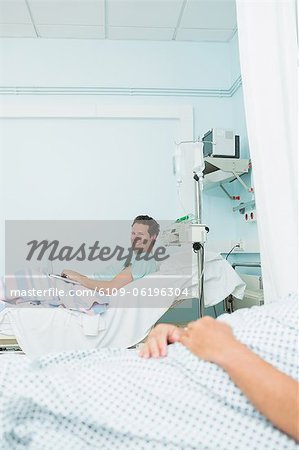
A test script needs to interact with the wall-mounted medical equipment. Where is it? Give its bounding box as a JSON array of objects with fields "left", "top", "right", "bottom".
[
  {"left": 202, "top": 128, "right": 240, "bottom": 158},
  {"left": 244, "top": 209, "right": 257, "bottom": 222},
  {"left": 233, "top": 200, "right": 257, "bottom": 223},
  {"left": 203, "top": 157, "right": 252, "bottom": 198},
  {"left": 233, "top": 199, "right": 255, "bottom": 214},
  {"left": 161, "top": 221, "right": 208, "bottom": 247},
  {"left": 173, "top": 138, "right": 251, "bottom": 207}
]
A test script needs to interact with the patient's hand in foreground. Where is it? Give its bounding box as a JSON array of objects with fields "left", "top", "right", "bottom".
[
  {"left": 139, "top": 317, "right": 234, "bottom": 363},
  {"left": 179, "top": 316, "right": 237, "bottom": 365},
  {"left": 139, "top": 324, "right": 183, "bottom": 358},
  {"left": 141, "top": 317, "right": 299, "bottom": 442}
]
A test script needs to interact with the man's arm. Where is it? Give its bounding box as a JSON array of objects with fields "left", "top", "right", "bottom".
[
  {"left": 180, "top": 317, "right": 299, "bottom": 442},
  {"left": 61, "top": 267, "right": 133, "bottom": 295}
]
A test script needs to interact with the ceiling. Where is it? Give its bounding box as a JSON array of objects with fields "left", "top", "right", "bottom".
[{"left": 0, "top": 0, "right": 237, "bottom": 42}]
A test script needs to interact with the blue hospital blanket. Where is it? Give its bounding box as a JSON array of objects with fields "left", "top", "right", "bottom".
[{"left": 0, "top": 294, "right": 298, "bottom": 449}]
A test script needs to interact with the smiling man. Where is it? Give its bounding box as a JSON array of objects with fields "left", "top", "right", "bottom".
[{"left": 62, "top": 215, "right": 160, "bottom": 296}]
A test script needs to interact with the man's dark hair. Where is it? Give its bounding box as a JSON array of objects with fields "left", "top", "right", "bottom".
[{"left": 132, "top": 215, "right": 160, "bottom": 238}]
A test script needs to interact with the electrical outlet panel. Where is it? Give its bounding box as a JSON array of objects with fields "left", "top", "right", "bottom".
[
  {"left": 245, "top": 209, "right": 257, "bottom": 222},
  {"left": 231, "top": 240, "right": 244, "bottom": 251}
]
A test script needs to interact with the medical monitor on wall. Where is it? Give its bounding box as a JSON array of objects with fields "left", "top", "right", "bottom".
[{"left": 202, "top": 128, "right": 240, "bottom": 158}]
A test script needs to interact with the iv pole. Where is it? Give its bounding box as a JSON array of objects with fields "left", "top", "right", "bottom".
[
  {"left": 193, "top": 170, "right": 206, "bottom": 318},
  {"left": 172, "top": 138, "right": 208, "bottom": 318}
]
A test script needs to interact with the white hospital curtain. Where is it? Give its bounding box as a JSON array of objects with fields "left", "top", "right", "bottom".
[{"left": 236, "top": 0, "right": 298, "bottom": 302}]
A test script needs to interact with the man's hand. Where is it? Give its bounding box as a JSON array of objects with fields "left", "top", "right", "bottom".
[
  {"left": 180, "top": 317, "right": 239, "bottom": 365},
  {"left": 139, "top": 324, "right": 183, "bottom": 358},
  {"left": 61, "top": 270, "right": 86, "bottom": 284}
]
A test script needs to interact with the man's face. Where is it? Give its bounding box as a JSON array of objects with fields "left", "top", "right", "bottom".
[{"left": 131, "top": 223, "right": 155, "bottom": 252}]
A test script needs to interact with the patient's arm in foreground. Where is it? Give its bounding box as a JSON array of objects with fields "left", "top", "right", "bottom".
[
  {"left": 141, "top": 318, "right": 299, "bottom": 442},
  {"left": 180, "top": 318, "right": 299, "bottom": 442}
]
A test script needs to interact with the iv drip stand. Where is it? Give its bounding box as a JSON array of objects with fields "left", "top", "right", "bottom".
[{"left": 193, "top": 171, "right": 205, "bottom": 318}]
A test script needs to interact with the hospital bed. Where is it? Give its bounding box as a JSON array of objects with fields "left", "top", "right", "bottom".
[
  {"left": 0, "top": 251, "right": 246, "bottom": 358},
  {"left": 0, "top": 296, "right": 297, "bottom": 449}
]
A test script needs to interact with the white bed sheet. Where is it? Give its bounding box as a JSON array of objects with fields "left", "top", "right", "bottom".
[{"left": 0, "top": 252, "right": 245, "bottom": 358}]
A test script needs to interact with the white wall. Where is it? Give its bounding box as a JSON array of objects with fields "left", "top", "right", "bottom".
[
  {"left": 1, "top": 116, "right": 181, "bottom": 219},
  {"left": 0, "top": 37, "right": 259, "bottom": 275},
  {"left": 0, "top": 39, "right": 232, "bottom": 87}
]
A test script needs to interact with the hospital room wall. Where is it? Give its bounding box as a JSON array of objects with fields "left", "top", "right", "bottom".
[
  {"left": 0, "top": 38, "right": 256, "bottom": 275},
  {"left": 0, "top": 39, "right": 233, "bottom": 87},
  {"left": 224, "top": 33, "right": 260, "bottom": 264}
]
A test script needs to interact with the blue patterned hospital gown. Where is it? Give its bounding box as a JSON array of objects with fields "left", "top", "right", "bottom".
[{"left": 0, "top": 294, "right": 298, "bottom": 449}]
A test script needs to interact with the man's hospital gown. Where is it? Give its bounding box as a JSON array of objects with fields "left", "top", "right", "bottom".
[
  {"left": 0, "top": 294, "right": 298, "bottom": 449},
  {"left": 91, "top": 255, "right": 159, "bottom": 313}
]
